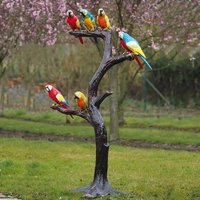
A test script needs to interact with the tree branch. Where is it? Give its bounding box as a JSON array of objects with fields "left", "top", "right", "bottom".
[
  {"left": 94, "top": 91, "right": 113, "bottom": 109},
  {"left": 88, "top": 31, "right": 112, "bottom": 97},
  {"left": 69, "top": 30, "right": 105, "bottom": 39},
  {"left": 105, "top": 54, "right": 134, "bottom": 70},
  {"left": 50, "top": 105, "right": 92, "bottom": 124},
  {"left": 69, "top": 30, "right": 134, "bottom": 109}
]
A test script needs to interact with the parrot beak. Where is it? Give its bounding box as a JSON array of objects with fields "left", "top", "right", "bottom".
[
  {"left": 67, "top": 10, "right": 73, "bottom": 17},
  {"left": 99, "top": 9, "right": 103, "bottom": 16},
  {"left": 74, "top": 95, "right": 79, "bottom": 99},
  {"left": 45, "top": 86, "right": 49, "bottom": 92}
]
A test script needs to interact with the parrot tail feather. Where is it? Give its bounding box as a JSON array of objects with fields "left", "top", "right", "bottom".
[
  {"left": 138, "top": 54, "right": 152, "bottom": 70},
  {"left": 135, "top": 55, "right": 144, "bottom": 69},
  {"left": 61, "top": 100, "right": 70, "bottom": 108},
  {"left": 79, "top": 37, "right": 83, "bottom": 44}
]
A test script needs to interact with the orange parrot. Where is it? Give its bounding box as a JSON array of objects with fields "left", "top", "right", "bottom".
[
  {"left": 74, "top": 91, "right": 87, "bottom": 110},
  {"left": 97, "top": 8, "right": 111, "bottom": 30}
]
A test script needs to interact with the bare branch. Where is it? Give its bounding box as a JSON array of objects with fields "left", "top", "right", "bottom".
[
  {"left": 69, "top": 30, "right": 134, "bottom": 109},
  {"left": 94, "top": 91, "right": 113, "bottom": 109},
  {"left": 50, "top": 105, "right": 92, "bottom": 124},
  {"left": 105, "top": 54, "right": 134, "bottom": 70},
  {"left": 69, "top": 30, "right": 105, "bottom": 39}
]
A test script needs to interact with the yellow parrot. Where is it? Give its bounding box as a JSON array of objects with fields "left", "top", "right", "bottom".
[
  {"left": 97, "top": 8, "right": 111, "bottom": 30},
  {"left": 74, "top": 91, "right": 88, "bottom": 110},
  {"left": 80, "top": 9, "right": 96, "bottom": 31}
]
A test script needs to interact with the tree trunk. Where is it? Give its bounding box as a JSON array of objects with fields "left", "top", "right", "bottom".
[
  {"left": 118, "top": 105, "right": 125, "bottom": 125},
  {"left": 75, "top": 105, "right": 118, "bottom": 197},
  {"left": 109, "top": 67, "right": 119, "bottom": 141},
  {"left": 0, "top": 75, "right": 6, "bottom": 115},
  {"left": 52, "top": 30, "right": 134, "bottom": 198},
  {"left": 25, "top": 82, "right": 32, "bottom": 111}
]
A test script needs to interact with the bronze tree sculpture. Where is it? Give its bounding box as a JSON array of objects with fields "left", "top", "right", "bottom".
[{"left": 51, "top": 30, "right": 133, "bottom": 198}]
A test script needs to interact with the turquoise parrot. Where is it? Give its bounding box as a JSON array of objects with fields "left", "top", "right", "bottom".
[
  {"left": 119, "top": 31, "right": 152, "bottom": 70},
  {"left": 80, "top": 8, "right": 98, "bottom": 43},
  {"left": 97, "top": 8, "right": 111, "bottom": 30},
  {"left": 66, "top": 10, "right": 83, "bottom": 44},
  {"left": 45, "top": 85, "right": 69, "bottom": 109},
  {"left": 80, "top": 8, "right": 96, "bottom": 31},
  {"left": 74, "top": 91, "right": 87, "bottom": 110}
]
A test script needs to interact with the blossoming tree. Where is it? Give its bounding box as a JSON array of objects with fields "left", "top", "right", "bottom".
[{"left": 1, "top": 0, "right": 199, "bottom": 197}]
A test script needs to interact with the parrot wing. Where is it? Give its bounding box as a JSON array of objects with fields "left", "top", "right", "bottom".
[
  {"left": 81, "top": 94, "right": 87, "bottom": 105},
  {"left": 105, "top": 15, "right": 111, "bottom": 29},
  {"left": 75, "top": 19, "right": 81, "bottom": 28},
  {"left": 56, "top": 93, "right": 70, "bottom": 106},
  {"left": 126, "top": 41, "right": 146, "bottom": 58},
  {"left": 84, "top": 96, "right": 88, "bottom": 105},
  {"left": 75, "top": 19, "right": 83, "bottom": 44},
  {"left": 88, "top": 12, "right": 95, "bottom": 21},
  {"left": 83, "top": 18, "right": 94, "bottom": 30},
  {"left": 123, "top": 33, "right": 139, "bottom": 44},
  {"left": 96, "top": 16, "right": 99, "bottom": 25},
  {"left": 88, "top": 12, "right": 96, "bottom": 29}
]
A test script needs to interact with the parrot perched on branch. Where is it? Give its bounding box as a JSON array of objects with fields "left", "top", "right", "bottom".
[
  {"left": 118, "top": 31, "right": 152, "bottom": 70},
  {"left": 66, "top": 10, "right": 83, "bottom": 44},
  {"left": 97, "top": 8, "right": 111, "bottom": 30},
  {"left": 80, "top": 8, "right": 96, "bottom": 31},
  {"left": 79, "top": 8, "right": 98, "bottom": 43},
  {"left": 74, "top": 91, "right": 87, "bottom": 111},
  {"left": 45, "top": 85, "right": 70, "bottom": 109}
]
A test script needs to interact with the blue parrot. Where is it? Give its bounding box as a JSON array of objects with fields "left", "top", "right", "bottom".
[
  {"left": 119, "top": 31, "right": 152, "bottom": 70},
  {"left": 80, "top": 8, "right": 96, "bottom": 31},
  {"left": 80, "top": 8, "right": 98, "bottom": 43}
]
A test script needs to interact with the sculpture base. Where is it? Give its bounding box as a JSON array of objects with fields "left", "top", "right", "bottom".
[{"left": 74, "top": 181, "right": 125, "bottom": 198}]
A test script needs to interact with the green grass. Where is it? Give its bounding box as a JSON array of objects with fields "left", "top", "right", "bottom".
[
  {"left": 120, "top": 127, "right": 200, "bottom": 145},
  {"left": 3, "top": 108, "right": 200, "bottom": 130},
  {"left": 1, "top": 117, "right": 200, "bottom": 146},
  {"left": 0, "top": 138, "right": 200, "bottom": 200},
  {"left": 2, "top": 109, "right": 78, "bottom": 124},
  {"left": 124, "top": 116, "right": 200, "bottom": 129},
  {"left": 0, "top": 117, "right": 93, "bottom": 137}
]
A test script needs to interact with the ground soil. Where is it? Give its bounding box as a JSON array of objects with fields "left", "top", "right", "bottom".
[{"left": 1, "top": 130, "right": 200, "bottom": 152}]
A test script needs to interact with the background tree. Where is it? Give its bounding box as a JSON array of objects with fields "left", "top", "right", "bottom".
[
  {"left": 1, "top": 0, "right": 199, "bottom": 126},
  {"left": 1, "top": 0, "right": 199, "bottom": 78}
]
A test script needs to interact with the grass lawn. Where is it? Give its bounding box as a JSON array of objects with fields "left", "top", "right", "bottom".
[
  {"left": 1, "top": 117, "right": 200, "bottom": 146},
  {"left": 0, "top": 138, "right": 200, "bottom": 200},
  {"left": 124, "top": 115, "right": 200, "bottom": 129},
  {"left": 3, "top": 109, "right": 200, "bottom": 130},
  {"left": 0, "top": 117, "right": 93, "bottom": 138}
]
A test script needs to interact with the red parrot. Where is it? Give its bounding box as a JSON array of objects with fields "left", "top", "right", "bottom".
[
  {"left": 45, "top": 84, "right": 69, "bottom": 109},
  {"left": 66, "top": 10, "right": 83, "bottom": 44},
  {"left": 120, "top": 39, "right": 143, "bottom": 69}
]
